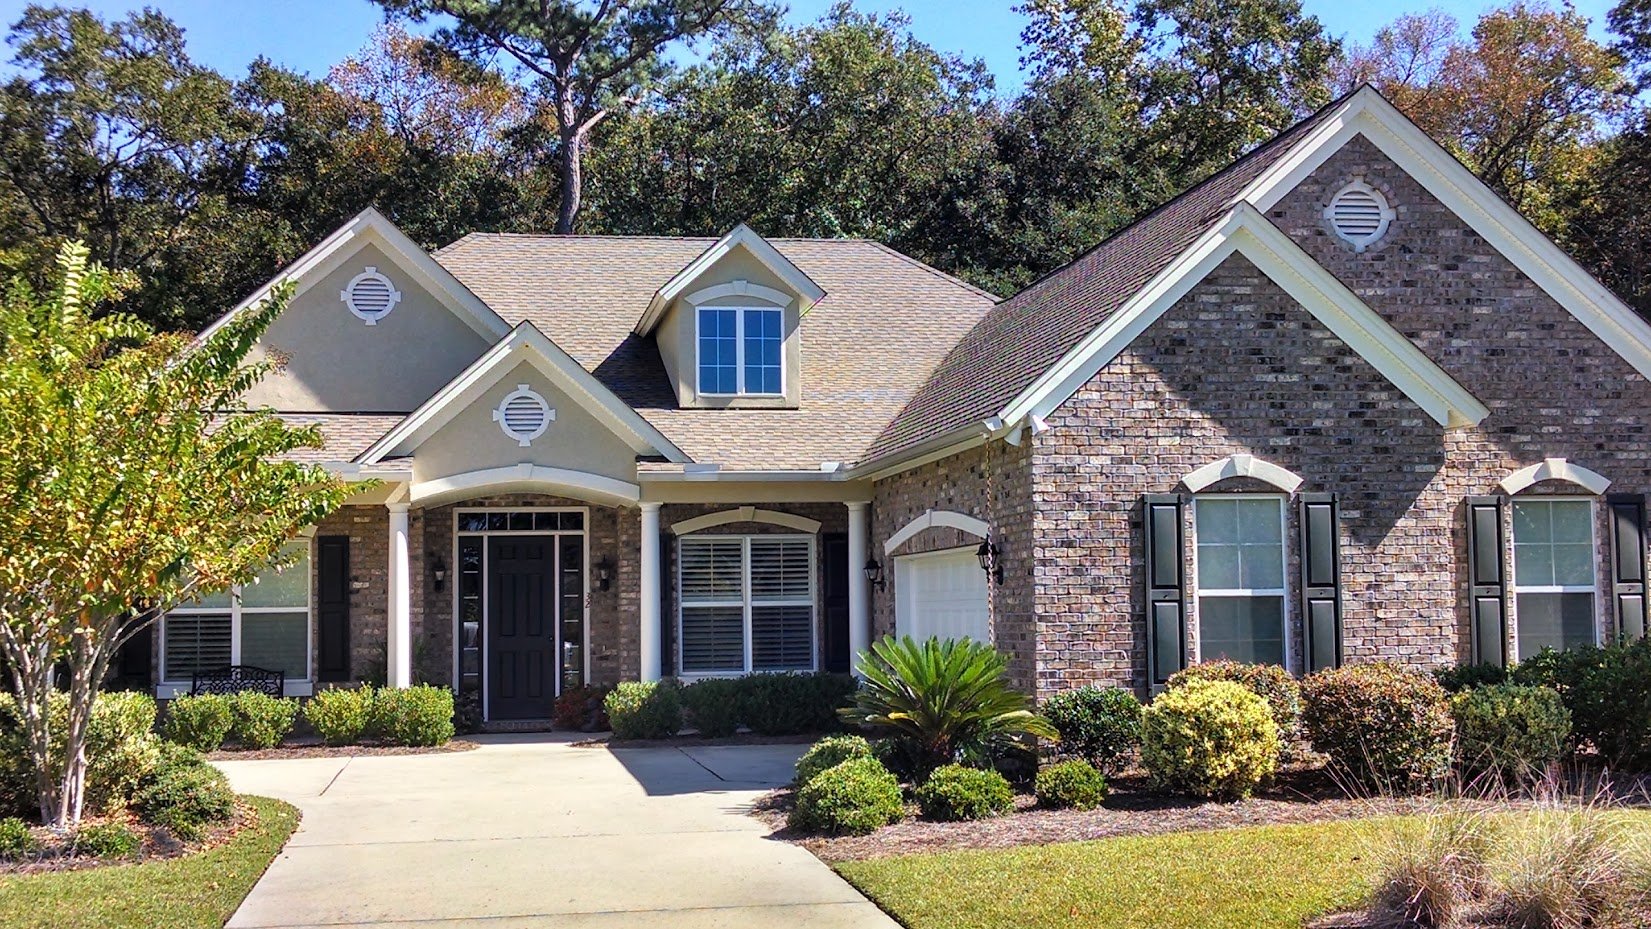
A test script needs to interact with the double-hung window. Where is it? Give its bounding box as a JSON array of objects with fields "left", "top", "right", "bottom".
[
  {"left": 697, "top": 305, "right": 783, "bottom": 396},
  {"left": 1512, "top": 499, "right": 1598, "bottom": 659},
  {"left": 678, "top": 535, "right": 815, "bottom": 674},
  {"left": 1194, "top": 496, "right": 1287, "bottom": 666},
  {"left": 162, "top": 541, "right": 311, "bottom": 685}
]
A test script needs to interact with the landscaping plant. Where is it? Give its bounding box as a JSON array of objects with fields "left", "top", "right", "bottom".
[
  {"left": 553, "top": 683, "right": 611, "bottom": 731},
  {"left": 228, "top": 692, "right": 299, "bottom": 750},
  {"left": 1433, "top": 661, "right": 1510, "bottom": 693},
  {"left": 72, "top": 822, "right": 139, "bottom": 859},
  {"left": 1301, "top": 661, "right": 1453, "bottom": 793},
  {"left": 161, "top": 693, "right": 234, "bottom": 752},
  {"left": 1450, "top": 683, "right": 1572, "bottom": 780},
  {"left": 1035, "top": 759, "right": 1107, "bottom": 810},
  {"left": 1512, "top": 639, "right": 1651, "bottom": 769},
  {"left": 1141, "top": 679, "right": 1278, "bottom": 801},
  {"left": 840, "top": 636, "right": 1057, "bottom": 776},
  {"left": 1168, "top": 660, "right": 1302, "bottom": 747},
  {"left": 304, "top": 687, "right": 374, "bottom": 746},
  {"left": 134, "top": 757, "right": 235, "bottom": 840},
  {"left": 788, "top": 756, "right": 904, "bottom": 835},
  {"left": 0, "top": 691, "right": 162, "bottom": 818},
  {"left": 795, "top": 734, "right": 874, "bottom": 787},
  {"left": 1040, "top": 685, "right": 1142, "bottom": 774},
  {"left": 1366, "top": 811, "right": 1493, "bottom": 929},
  {"left": 739, "top": 672, "right": 856, "bottom": 735},
  {"left": 0, "top": 816, "right": 36, "bottom": 859},
  {"left": 370, "top": 685, "right": 455, "bottom": 746},
  {"left": 681, "top": 678, "right": 742, "bottom": 737},
  {"left": 915, "top": 763, "right": 1014, "bottom": 821},
  {"left": 0, "top": 243, "right": 347, "bottom": 826},
  {"left": 605, "top": 680, "right": 683, "bottom": 740}
]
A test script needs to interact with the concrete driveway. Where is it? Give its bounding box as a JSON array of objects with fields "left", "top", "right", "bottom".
[{"left": 216, "top": 735, "right": 897, "bottom": 928}]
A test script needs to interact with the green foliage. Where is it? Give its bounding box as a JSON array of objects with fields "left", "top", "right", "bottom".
[
  {"left": 841, "top": 636, "right": 1057, "bottom": 776},
  {"left": 227, "top": 692, "right": 299, "bottom": 750},
  {"left": 787, "top": 756, "right": 904, "bottom": 835},
  {"left": 915, "top": 763, "right": 1014, "bottom": 821},
  {"left": 1035, "top": 759, "right": 1108, "bottom": 810},
  {"left": 1433, "top": 662, "right": 1510, "bottom": 693},
  {"left": 73, "top": 822, "right": 139, "bottom": 859},
  {"left": 369, "top": 685, "right": 456, "bottom": 747},
  {"left": 1450, "top": 684, "right": 1572, "bottom": 779},
  {"left": 604, "top": 681, "right": 683, "bottom": 740},
  {"left": 795, "top": 735, "right": 875, "bottom": 787},
  {"left": 0, "top": 817, "right": 36, "bottom": 858},
  {"left": 161, "top": 694, "right": 234, "bottom": 752},
  {"left": 134, "top": 755, "right": 235, "bottom": 841},
  {"left": 452, "top": 689, "right": 484, "bottom": 735},
  {"left": 1040, "top": 685, "right": 1142, "bottom": 774},
  {"left": 1301, "top": 661, "right": 1453, "bottom": 792},
  {"left": 681, "top": 678, "right": 743, "bottom": 738},
  {"left": 1511, "top": 639, "right": 1651, "bottom": 769},
  {"left": 1169, "top": 661, "right": 1301, "bottom": 746},
  {"left": 554, "top": 683, "right": 612, "bottom": 731},
  {"left": 1142, "top": 679, "right": 1279, "bottom": 801},
  {"left": 737, "top": 672, "right": 857, "bottom": 736},
  {"left": 0, "top": 691, "right": 161, "bottom": 819},
  {"left": 303, "top": 688, "right": 374, "bottom": 746}
]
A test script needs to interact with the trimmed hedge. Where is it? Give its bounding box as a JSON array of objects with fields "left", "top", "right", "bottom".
[
  {"left": 795, "top": 734, "right": 873, "bottom": 787},
  {"left": 1301, "top": 661, "right": 1453, "bottom": 792},
  {"left": 1450, "top": 683, "right": 1571, "bottom": 778},
  {"left": 228, "top": 692, "right": 299, "bottom": 750},
  {"left": 1142, "top": 679, "right": 1278, "bottom": 801},
  {"left": 1035, "top": 759, "right": 1108, "bottom": 810},
  {"left": 1169, "top": 660, "right": 1301, "bottom": 747},
  {"left": 1433, "top": 662, "right": 1509, "bottom": 694},
  {"left": 915, "top": 764, "right": 1014, "bottom": 821},
  {"left": 303, "top": 688, "right": 373, "bottom": 746},
  {"left": 739, "top": 673, "right": 857, "bottom": 736},
  {"left": 1511, "top": 639, "right": 1651, "bottom": 769},
  {"left": 681, "top": 678, "right": 742, "bottom": 738},
  {"left": 1041, "top": 686, "right": 1142, "bottom": 774},
  {"left": 134, "top": 749, "right": 235, "bottom": 840},
  {"left": 161, "top": 693, "right": 234, "bottom": 752},
  {"left": 369, "top": 685, "right": 455, "bottom": 747},
  {"left": 788, "top": 756, "right": 903, "bottom": 835},
  {"left": 605, "top": 681, "right": 683, "bottom": 740}
]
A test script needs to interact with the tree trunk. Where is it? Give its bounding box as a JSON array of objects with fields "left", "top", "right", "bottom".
[
  {"left": 556, "top": 124, "right": 583, "bottom": 235},
  {"left": 0, "top": 623, "right": 64, "bottom": 825}
]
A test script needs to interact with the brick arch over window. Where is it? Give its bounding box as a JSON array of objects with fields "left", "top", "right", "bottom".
[
  {"left": 1181, "top": 454, "right": 1304, "bottom": 494},
  {"left": 1499, "top": 458, "right": 1612, "bottom": 495},
  {"left": 883, "top": 509, "right": 989, "bottom": 556}
]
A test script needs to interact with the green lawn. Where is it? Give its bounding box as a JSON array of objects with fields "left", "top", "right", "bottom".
[
  {"left": 0, "top": 796, "right": 298, "bottom": 929},
  {"left": 837, "top": 817, "right": 1396, "bottom": 929}
]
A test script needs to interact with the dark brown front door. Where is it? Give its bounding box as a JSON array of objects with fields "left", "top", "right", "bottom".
[{"left": 487, "top": 536, "right": 554, "bottom": 720}]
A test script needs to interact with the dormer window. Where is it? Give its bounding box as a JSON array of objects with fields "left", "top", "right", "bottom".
[{"left": 698, "top": 305, "right": 783, "bottom": 396}]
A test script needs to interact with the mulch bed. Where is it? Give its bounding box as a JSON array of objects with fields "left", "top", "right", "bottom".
[
  {"left": 205, "top": 738, "right": 480, "bottom": 761},
  {"left": 0, "top": 798, "right": 257, "bottom": 876}
]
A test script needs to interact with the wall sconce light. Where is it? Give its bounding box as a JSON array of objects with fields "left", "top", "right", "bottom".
[
  {"left": 863, "top": 558, "right": 885, "bottom": 591},
  {"left": 597, "top": 557, "right": 613, "bottom": 592},
  {"left": 975, "top": 540, "right": 1004, "bottom": 585},
  {"left": 431, "top": 555, "right": 447, "bottom": 592}
]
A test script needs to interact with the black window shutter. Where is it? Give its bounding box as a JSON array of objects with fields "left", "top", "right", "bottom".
[
  {"left": 1143, "top": 494, "right": 1187, "bottom": 688},
  {"left": 820, "top": 533, "right": 851, "bottom": 673},
  {"left": 1466, "top": 496, "right": 1508, "bottom": 668},
  {"left": 1608, "top": 494, "right": 1647, "bottom": 641},
  {"left": 316, "top": 536, "right": 351, "bottom": 682},
  {"left": 660, "top": 533, "right": 675, "bottom": 677},
  {"left": 1299, "top": 493, "right": 1342, "bottom": 673}
]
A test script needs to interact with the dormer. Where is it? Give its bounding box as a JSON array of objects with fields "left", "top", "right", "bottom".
[{"left": 634, "top": 224, "right": 824, "bottom": 409}]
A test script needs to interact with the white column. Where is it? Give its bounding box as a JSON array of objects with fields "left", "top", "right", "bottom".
[
  {"left": 387, "top": 502, "right": 412, "bottom": 689},
  {"left": 847, "top": 501, "right": 872, "bottom": 675},
  {"left": 639, "top": 502, "right": 663, "bottom": 682}
]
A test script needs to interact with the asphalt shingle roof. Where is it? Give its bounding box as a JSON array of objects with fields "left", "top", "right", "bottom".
[{"left": 278, "top": 414, "right": 408, "bottom": 463}]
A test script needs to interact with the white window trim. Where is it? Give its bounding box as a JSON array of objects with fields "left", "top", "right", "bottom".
[
  {"left": 1192, "top": 494, "right": 1291, "bottom": 668},
  {"left": 676, "top": 533, "right": 817, "bottom": 678},
  {"left": 695, "top": 305, "right": 786, "bottom": 398},
  {"left": 160, "top": 540, "right": 314, "bottom": 695},
  {"left": 1509, "top": 495, "right": 1604, "bottom": 656}
]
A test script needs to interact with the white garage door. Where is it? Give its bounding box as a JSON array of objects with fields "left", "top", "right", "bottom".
[{"left": 895, "top": 547, "right": 989, "bottom": 643}]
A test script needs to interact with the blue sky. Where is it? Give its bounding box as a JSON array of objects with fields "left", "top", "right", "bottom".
[{"left": 0, "top": 0, "right": 1622, "bottom": 95}]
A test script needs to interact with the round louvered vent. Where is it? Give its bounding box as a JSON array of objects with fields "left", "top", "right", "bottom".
[
  {"left": 1323, "top": 181, "right": 1395, "bottom": 252},
  {"left": 341, "top": 267, "right": 402, "bottom": 325},
  {"left": 492, "top": 385, "right": 555, "bottom": 447}
]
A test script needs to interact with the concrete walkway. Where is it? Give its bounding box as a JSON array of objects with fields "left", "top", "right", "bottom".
[{"left": 217, "top": 735, "right": 897, "bottom": 928}]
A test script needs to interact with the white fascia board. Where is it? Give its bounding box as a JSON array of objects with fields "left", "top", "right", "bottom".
[
  {"left": 197, "top": 207, "right": 510, "bottom": 345},
  {"left": 998, "top": 204, "right": 1489, "bottom": 431},
  {"left": 844, "top": 423, "right": 995, "bottom": 483},
  {"left": 640, "top": 468, "right": 848, "bottom": 483},
  {"left": 323, "top": 462, "right": 414, "bottom": 481},
  {"left": 359, "top": 323, "right": 689, "bottom": 464},
  {"left": 1239, "top": 86, "right": 1651, "bottom": 386},
  {"left": 635, "top": 224, "right": 826, "bottom": 336}
]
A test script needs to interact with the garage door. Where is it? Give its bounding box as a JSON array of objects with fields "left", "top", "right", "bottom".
[{"left": 895, "top": 547, "right": 989, "bottom": 643}]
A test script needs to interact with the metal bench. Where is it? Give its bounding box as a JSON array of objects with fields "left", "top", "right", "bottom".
[{"left": 190, "top": 665, "right": 285, "bottom": 698}]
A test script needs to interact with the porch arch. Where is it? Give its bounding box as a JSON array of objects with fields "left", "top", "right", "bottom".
[
  {"left": 670, "top": 506, "right": 822, "bottom": 535},
  {"left": 883, "top": 508, "right": 989, "bottom": 555},
  {"left": 408, "top": 463, "right": 640, "bottom": 508}
]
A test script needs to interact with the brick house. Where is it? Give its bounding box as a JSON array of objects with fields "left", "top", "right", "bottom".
[{"left": 147, "top": 86, "right": 1651, "bottom": 718}]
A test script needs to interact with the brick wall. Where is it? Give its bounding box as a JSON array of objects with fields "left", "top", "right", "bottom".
[{"left": 311, "top": 504, "right": 390, "bottom": 683}]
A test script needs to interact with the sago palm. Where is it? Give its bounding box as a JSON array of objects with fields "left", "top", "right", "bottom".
[{"left": 840, "top": 636, "right": 1057, "bottom": 773}]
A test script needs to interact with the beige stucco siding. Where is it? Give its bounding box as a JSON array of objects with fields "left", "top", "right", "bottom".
[
  {"left": 656, "top": 249, "right": 804, "bottom": 409},
  {"left": 246, "top": 242, "right": 491, "bottom": 413}
]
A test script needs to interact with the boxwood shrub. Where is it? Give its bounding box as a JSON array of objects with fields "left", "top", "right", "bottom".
[
  {"left": 738, "top": 673, "right": 855, "bottom": 735},
  {"left": 134, "top": 749, "right": 235, "bottom": 840},
  {"left": 228, "top": 692, "right": 299, "bottom": 750},
  {"left": 605, "top": 681, "right": 683, "bottom": 740},
  {"left": 1169, "top": 660, "right": 1302, "bottom": 746},
  {"left": 1041, "top": 686, "right": 1142, "bottom": 774},
  {"left": 1433, "top": 662, "right": 1509, "bottom": 694},
  {"left": 681, "top": 678, "right": 742, "bottom": 738},
  {"left": 1301, "top": 661, "right": 1452, "bottom": 792},
  {"left": 369, "top": 685, "right": 455, "bottom": 747},
  {"left": 0, "top": 691, "right": 162, "bottom": 816},
  {"left": 794, "top": 734, "right": 874, "bottom": 787},
  {"left": 161, "top": 693, "right": 234, "bottom": 752},
  {"left": 1035, "top": 759, "right": 1108, "bottom": 810},
  {"left": 1142, "top": 679, "right": 1278, "bottom": 801},
  {"left": 1511, "top": 639, "right": 1651, "bottom": 769},
  {"left": 1450, "top": 683, "right": 1571, "bottom": 778},
  {"left": 787, "top": 756, "right": 903, "bottom": 835},
  {"left": 303, "top": 687, "right": 373, "bottom": 746},
  {"left": 915, "top": 764, "right": 1014, "bottom": 821}
]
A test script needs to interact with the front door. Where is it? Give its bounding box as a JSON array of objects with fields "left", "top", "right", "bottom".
[{"left": 487, "top": 536, "right": 555, "bottom": 720}]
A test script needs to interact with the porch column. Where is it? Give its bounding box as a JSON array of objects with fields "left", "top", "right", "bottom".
[
  {"left": 639, "top": 502, "right": 662, "bottom": 682},
  {"left": 847, "top": 501, "right": 871, "bottom": 675},
  {"left": 386, "top": 502, "right": 412, "bottom": 689}
]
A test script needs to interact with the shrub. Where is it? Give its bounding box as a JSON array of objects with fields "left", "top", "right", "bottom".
[
  {"left": 0, "top": 691, "right": 161, "bottom": 816},
  {"left": 605, "top": 681, "right": 682, "bottom": 740},
  {"left": 1433, "top": 662, "right": 1509, "bottom": 694},
  {"left": 916, "top": 764, "right": 1014, "bottom": 821},
  {"left": 553, "top": 683, "right": 612, "bottom": 731},
  {"left": 1450, "top": 684, "right": 1572, "bottom": 779},
  {"left": 134, "top": 759, "right": 235, "bottom": 841},
  {"left": 739, "top": 673, "right": 855, "bottom": 736},
  {"left": 787, "top": 757, "right": 904, "bottom": 835},
  {"left": 303, "top": 688, "right": 373, "bottom": 746},
  {"left": 681, "top": 678, "right": 743, "bottom": 738},
  {"left": 1041, "top": 686, "right": 1142, "bottom": 774},
  {"left": 1168, "top": 660, "right": 1301, "bottom": 746},
  {"left": 840, "top": 636, "right": 1057, "bottom": 776},
  {"left": 73, "top": 822, "right": 139, "bottom": 859},
  {"left": 452, "top": 689, "right": 483, "bottom": 735},
  {"left": 369, "top": 685, "right": 455, "bottom": 747},
  {"left": 161, "top": 694, "right": 234, "bottom": 752},
  {"left": 794, "top": 735, "right": 873, "bottom": 787},
  {"left": 1301, "top": 661, "right": 1453, "bottom": 793},
  {"left": 1035, "top": 759, "right": 1108, "bottom": 810},
  {"left": 0, "top": 817, "right": 36, "bottom": 859},
  {"left": 1512, "top": 639, "right": 1651, "bottom": 769},
  {"left": 1141, "top": 679, "right": 1278, "bottom": 801},
  {"left": 227, "top": 692, "right": 299, "bottom": 750}
]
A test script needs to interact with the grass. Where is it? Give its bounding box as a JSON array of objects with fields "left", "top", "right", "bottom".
[
  {"left": 0, "top": 796, "right": 298, "bottom": 929},
  {"left": 836, "top": 816, "right": 1399, "bottom": 929}
]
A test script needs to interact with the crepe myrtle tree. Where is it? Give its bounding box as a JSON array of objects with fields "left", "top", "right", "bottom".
[{"left": 0, "top": 242, "right": 349, "bottom": 827}]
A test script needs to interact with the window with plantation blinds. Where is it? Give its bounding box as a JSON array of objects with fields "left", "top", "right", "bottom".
[{"left": 678, "top": 535, "right": 815, "bottom": 674}]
